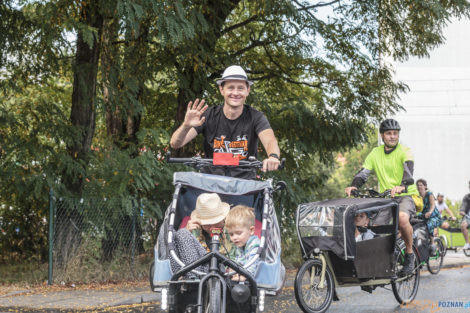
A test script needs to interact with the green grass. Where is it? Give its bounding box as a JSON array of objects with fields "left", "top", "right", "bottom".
[{"left": 0, "top": 262, "right": 48, "bottom": 285}]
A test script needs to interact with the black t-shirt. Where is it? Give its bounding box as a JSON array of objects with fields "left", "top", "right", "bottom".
[
  {"left": 461, "top": 193, "right": 470, "bottom": 215},
  {"left": 194, "top": 104, "right": 271, "bottom": 179}
]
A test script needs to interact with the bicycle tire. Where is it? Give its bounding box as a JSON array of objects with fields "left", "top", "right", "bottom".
[
  {"left": 464, "top": 248, "right": 470, "bottom": 257},
  {"left": 294, "top": 258, "right": 334, "bottom": 313},
  {"left": 438, "top": 235, "right": 448, "bottom": 257},
  {"left": 427, "top": 238, "right": 444, "bottom": 274},
  {"left": 204, "top": 277, "right": 222, "bottom": 313},
  {"left": 149, "top": 261, "right": 155, "bottom": 290},
  {"left": 391, "top": 245, "right": 420, "bottom": 305}
]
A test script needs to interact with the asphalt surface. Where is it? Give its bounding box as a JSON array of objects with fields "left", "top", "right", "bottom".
[{"left": 1, "top": 251, "right": 469, "bottom": 313}]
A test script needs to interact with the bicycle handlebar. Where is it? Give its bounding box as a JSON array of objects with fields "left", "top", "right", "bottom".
[
  {"left": 166, "top": 151, "right": 285, "bottom": 170},
  {"left": 351, "top": 188, "right": 391, "bottom": 198}
]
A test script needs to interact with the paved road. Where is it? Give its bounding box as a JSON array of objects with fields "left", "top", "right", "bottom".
[
  {"left": 267, "top": 265, "right": 470, "bottom": 313},
  {"left": 2, "top": 263, "right": 469, "bottom": 313},
  {"left": 70, "top": 265, "right": 470, "bottom": 313}
]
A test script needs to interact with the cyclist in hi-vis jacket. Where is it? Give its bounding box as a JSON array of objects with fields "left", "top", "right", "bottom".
[{"left": 345, "top": 119, "right": 419, "bottom": 276}]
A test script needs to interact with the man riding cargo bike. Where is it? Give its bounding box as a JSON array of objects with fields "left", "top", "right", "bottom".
[
  {"left": 151, "top": 66, "right": 286, "bottom": 313},
  {"left": 345, "top": 119, "right": 419, "bottom": 276}
]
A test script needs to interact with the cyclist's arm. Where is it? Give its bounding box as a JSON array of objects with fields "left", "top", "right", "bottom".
[
  {"left": 170, "top": 126, "right": 198, "bottom": 149},
  {"left": 444, "top": 207, "right": 456, "bottom": 219},
  {"left": 258, "top": 128, "right": 280, "bottom": 171},
  {"left": 425, "top": 194, "right": 436, "bottom": 218},
  {"left": 345, "top": 168, "right": 372, "bottom": 196},
  {"left": 351, "top": 168, "right": 373, "bottom": 189},
  {"left": 400, "top": 160, "right": 414, "bottom": 189}
]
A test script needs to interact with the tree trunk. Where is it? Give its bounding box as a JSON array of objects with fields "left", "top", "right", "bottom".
[
  {"left": 67, "top": 0, "right": 103, "bottom": 194},
  {"left": 56, "top": 0, "right": 103, "bottom": 271}
]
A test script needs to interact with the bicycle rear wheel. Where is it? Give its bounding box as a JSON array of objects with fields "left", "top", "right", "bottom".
[
  {"left": 294, "top": 258, "right": 334, "bottom": 313},
  {"left": 427, "top": 238, "right": 444, "bottom": 274},
  {"left": 438, "top": 235, "right": 448, "bottom": 257},
  {"left": 391, "top": 245, "right": 420, "bottom": 305}
]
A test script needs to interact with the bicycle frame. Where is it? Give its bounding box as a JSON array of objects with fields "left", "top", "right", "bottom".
[
  {"left": 311, "top": 251, "right": 400, "bottom": 289},
  {"left": 168, "top": 228, "right": 258, "bottom": 313}
]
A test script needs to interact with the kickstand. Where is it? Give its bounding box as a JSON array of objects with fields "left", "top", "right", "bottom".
[{"left": 333, "top": 288, "right": 339, "bottom": 301}]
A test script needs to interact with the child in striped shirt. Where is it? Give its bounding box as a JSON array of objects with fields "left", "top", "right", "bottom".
[{"left": 225, "top": 205, "right": 260, "bottom": 281}]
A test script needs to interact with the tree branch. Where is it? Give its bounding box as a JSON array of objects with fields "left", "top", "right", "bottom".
[
  {"left": 221, "top": 14, "right": 259, "bottom": 34},
  {"left": 293, "top": 0, "right": 340, "bottom": 11}
]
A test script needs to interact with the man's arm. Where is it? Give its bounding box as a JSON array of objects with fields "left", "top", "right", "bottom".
[
  {"left": 258, "top": 128, "right": 280, "bottom": 172},
  {"left": 345, "top": 168, "right": 372, "bottom": 196},
  {"left": 444, "top": 207, "right": 456, "bottom": 220},
  {"left": 170, "top": 126, "right": 198, "bottom": 149},
  {"left": 169, "top": 99, "right": 208, "bottom": 149}
]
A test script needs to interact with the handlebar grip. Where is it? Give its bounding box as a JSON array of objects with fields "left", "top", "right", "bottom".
[
  {"left": 351, "top": 189, "right": 359, "bottom": 197},
  {"left": 167, "top": 157, "right": 196, "bottom": 163}
]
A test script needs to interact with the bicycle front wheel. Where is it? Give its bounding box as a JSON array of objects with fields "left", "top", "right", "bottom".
[
  {"left": 427, "top": 238, "right": 445, "bottom": 274},
  {"left": 392, "top": 245, "right": 420, "bottom": 305},
  {"left": 294, "top": 258, "right": 334, "bottom": 313},
  {"left": 204, "top": 277, "right": 222, "bottom": 313}
]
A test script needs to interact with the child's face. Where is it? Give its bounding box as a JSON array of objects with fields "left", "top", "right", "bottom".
[
  {"left": 227, "top": 224, "right": 254, "bottom": 248},
  {"left": 355, "top": 212, "right": 369, "bottom": 227}
]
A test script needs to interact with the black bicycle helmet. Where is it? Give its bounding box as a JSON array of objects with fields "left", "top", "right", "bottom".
[{"left": 379, "top": 119, "right": 401, "bottom": 133}]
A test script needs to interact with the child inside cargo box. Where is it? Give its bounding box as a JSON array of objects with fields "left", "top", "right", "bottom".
[{"left": 355, "top": 211, "right": 375, "bottom": 242}]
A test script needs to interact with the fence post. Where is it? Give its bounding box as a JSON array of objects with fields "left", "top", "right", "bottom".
[
  {"left": 48, "top": 189, "right": 54, "bottom": 285},
  {"left": 131, "top": 200, "right": 137, "bottom": 267}
]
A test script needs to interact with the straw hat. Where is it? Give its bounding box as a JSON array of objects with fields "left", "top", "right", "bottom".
[
  {"left": 216, "top": 65, "right": 253, "bottom": 86},
  {"left": 191, "top": 193, "right": 230, "bottom": 225}
]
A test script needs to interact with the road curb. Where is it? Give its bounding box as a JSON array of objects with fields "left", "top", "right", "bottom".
[{"left": 0, "top": 258, "right": 468, "bottom": 311}]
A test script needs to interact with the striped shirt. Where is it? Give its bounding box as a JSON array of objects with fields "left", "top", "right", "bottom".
[{"left": 230, "top": 235, "right": 260, "bottom": 275}]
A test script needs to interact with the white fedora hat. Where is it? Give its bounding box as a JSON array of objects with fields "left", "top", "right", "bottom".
[
  {"left": 191, "top": 193, "right": 230, "bottom": 225},
  {"left": 216, "top": 65, "right": 253, "bottom": 86}
]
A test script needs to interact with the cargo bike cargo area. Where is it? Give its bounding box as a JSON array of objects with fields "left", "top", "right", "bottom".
[{"left": 295, "top": 194, "right": 420, "bottom": 313}]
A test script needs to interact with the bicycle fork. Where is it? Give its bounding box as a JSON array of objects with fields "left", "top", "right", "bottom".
[{"left": 316, "top": 254, "right": 327, "bottom": 289}]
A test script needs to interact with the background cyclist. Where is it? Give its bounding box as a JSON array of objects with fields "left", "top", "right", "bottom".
[
  {"left": 416, "top": 178, "right": 440, "bottom": 255},
  {"left": 460, "top": 180, "right": 470, "bottom": 250},
  {"left": 434, "top": 193, "right": 456, "bottom": 236},
  {"left": 345, "top": 119, "right": 419, "bottom": 275}
]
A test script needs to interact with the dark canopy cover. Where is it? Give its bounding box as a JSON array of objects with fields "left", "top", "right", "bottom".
[{"left": 296, "top": 198, "right": 396, "bottom": 260}]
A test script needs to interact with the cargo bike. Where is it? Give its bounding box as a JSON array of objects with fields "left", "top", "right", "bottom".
[
  {"left": 150, "top": 153, "right": 286, "bottom": 313},
  {"left": 294, "top": 190, "right": 421, "bottom": 313},
  {"left": 438, "top": 213, "right": 470, "bottom": 257}
]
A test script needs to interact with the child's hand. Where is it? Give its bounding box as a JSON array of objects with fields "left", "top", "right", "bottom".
[
  {"left": 186, "top": 218, "right": 201, "bottom": 231},
  {"left": 231, "top": 274, "right": 246, "bottom": 281}
]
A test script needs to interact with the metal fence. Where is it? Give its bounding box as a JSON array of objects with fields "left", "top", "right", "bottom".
[{"left": 49, "top": 192, "right": 158, "bottom": 284}]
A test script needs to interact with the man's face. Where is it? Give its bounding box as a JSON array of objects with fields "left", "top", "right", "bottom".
[
  {"left": 381, "top": 130, "right": 400, "bottom": 149},
  {"left": 219, "top": 80, "right": 250, "bottom": 108},
  {"left": 437, "top": 195, "right": 444, "bottom": 203}
]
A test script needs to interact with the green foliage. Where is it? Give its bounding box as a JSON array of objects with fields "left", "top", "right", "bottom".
[
  {"left": 1, "top": 0, "right": 470, "bottom": 274},
  {"left": 442, "top": 199, "right": 463, "bottom": 229}
]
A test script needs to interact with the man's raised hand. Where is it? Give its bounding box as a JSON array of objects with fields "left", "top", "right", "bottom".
[{"left": 183, "top": 99, "right": 208, "bottom": 128}]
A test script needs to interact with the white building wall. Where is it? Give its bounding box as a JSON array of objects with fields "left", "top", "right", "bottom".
[{"left": 393, "top": 17, "right": 470, "bottom": 201}]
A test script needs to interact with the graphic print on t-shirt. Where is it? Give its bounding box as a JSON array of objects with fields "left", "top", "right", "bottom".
[{"left": 213, "top": 135, "right": 248, "bottom": 159}]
